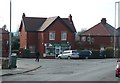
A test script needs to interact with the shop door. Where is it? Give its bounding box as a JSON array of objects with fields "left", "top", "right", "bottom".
[{"left": 55, "top": 46, "right": 61, "bottom": 57}]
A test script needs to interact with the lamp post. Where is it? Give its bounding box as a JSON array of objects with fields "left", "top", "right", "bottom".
[
  {"left": 114, "top": 1, "right": 120, "bottom": 58},
  {"left": 9, "top": 0, "right": 12, "bottom": 66}
]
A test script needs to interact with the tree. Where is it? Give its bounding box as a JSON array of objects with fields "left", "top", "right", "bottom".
[
  {"left": 77, "top": 29, "right": 87, "bottom": 36},
  {"left": 75, "top": 29, "right": 87, "bottom": 50},
  {"left": 11, "top": 29, "right": 20, "bottom": 50}
]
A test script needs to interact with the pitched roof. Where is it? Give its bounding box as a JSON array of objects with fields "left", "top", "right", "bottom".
[
  {"left": 40, "top": 16, "right": 58, "bottom": 31},
  {"left": 81, "top": 18, "right": 118, "bottom": 36},
  {"left": 0, "top": 28, "right": 9, "bottom": 34},
  {"left": 20, "top": 14, "right": 76, "bottom": 32},
  {"left": 23, "top": 17, "right": 46, "bottom": 31},
  {"left": 117, "top": 27, "right": 120, "bottom": 35},
  {"left": 62, "top": 18, "right": 76, "bottom": 32}
]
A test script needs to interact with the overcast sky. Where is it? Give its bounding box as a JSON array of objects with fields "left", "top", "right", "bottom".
[{"left": 0, "top": 0, "right": 119, "bottom": 32}]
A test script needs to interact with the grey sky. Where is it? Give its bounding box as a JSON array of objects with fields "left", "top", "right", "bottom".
[{"left": 0, "top": 0, "right": 119, "bottom": 32}]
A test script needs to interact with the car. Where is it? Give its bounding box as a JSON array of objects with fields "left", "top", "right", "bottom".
[
  {"left": 79, "top": 50, "right": 92, "bottom": 59},
  {"left": 58, "top": 50, "right": 80, "bottom": 59},
  {"left": 117, "top": 59, "right": 120, "bottom": 62},
  {"left": 115, "top": 62, "right": 120, "bottom": 77}
]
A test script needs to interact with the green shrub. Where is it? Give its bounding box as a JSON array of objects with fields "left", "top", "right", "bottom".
[
  {"left": 116, "top": 48, "right": 120, "bottom": 58},
  {"left": 2, "top": 58, "right": 9, "bottom": 69},
  {"left": 18, "top": 48, "right": 30, "bottom": 58},
  {"left": 105, "top": 47, "right": 114, "bottom": 58},
  {"left": 92, "top": 50, "right": 100, "bottom": 59}
]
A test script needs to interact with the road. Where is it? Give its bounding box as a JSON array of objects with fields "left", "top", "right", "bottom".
[{"left": 2, "top": 59, "right": 120, "bottom": 81}]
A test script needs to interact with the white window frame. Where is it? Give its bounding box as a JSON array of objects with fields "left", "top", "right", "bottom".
[
  {"left": 81, "top": 36, "right": 86, "bottom": 42},
  {"left": 61, "top": 31, "right": 67, "bottom": 41},
  {"left": 49, "top": 31, "right": 55, "bottom": 40}
]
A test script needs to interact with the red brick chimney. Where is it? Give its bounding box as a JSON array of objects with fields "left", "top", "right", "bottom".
[
  {"left": 68, "top": 14, "right": 73, "bottom": 23},
  {"left": 101, "top": 18, "right": 106, "bottom": 24},
  {"left": 22, "top": 13, "right": 26, "bottom": 18}
]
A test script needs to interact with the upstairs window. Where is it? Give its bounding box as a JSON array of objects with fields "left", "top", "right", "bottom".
[
  {"left": 61, "top": 31, "right": 67, "bottom": 41},
  {"left": 49, "top": 31, "right": 55, "bottom": 40}
]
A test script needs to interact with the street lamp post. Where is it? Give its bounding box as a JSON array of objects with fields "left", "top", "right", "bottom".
[
  {"left": 114, "top": 1, "right": 120, "bottom": 58},
  {"left": 9, "top": 0, "right": 12, "bottom": 66}
]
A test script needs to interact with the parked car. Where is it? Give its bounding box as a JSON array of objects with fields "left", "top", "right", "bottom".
[
  {"left": 79, "top": 50, "right": 92, "bottom": 59},
  {"left": 58, "top": 50, "right": 80, "bottom": 59},
  {"left": 115, "top": 62, "right": 120, "bottom": 77}
]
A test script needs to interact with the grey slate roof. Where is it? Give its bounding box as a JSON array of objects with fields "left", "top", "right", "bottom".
[
  {"left": 103, "top": 23, "right": 118, "bottom": 36},
  {"left": 20, "top": 16, "right": 76, "bottom": 32},
  {"left": 117, "top": 27, "right": 120, "bottom": 35},
  {"left": 23, "top": 17, "right": 46, "bottom": 32},
  {"left": 62, "top": 18, "right": 76, "bottom": 32}
]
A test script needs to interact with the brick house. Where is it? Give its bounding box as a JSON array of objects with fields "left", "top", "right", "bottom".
[
  {"left": 19, "top": 13, "right": 76, "bottom": 58},
  {"left": 79, "top": 18, "right": 119, "bottom": 50},
  {"left": 0, "top": 28, "right": 9, "bottom": 57}
]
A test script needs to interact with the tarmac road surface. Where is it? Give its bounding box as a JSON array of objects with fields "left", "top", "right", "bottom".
[{"left": 2, "top": 58, "right": 119, "bottom": 82}]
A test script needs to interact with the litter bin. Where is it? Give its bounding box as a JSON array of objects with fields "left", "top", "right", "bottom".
[{"left": 9, "top": 53, "right": 17, "bottom": 68}]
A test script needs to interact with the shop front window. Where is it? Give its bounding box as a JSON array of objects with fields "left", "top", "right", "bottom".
[{"left": 46, "top": 47, "right": 55, "bottom": 56}]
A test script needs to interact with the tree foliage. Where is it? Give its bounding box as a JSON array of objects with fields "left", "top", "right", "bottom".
[{"left": 11, "top": 30, "right": 20, "bottom": 50}]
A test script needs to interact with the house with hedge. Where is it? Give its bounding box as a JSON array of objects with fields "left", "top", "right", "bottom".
[
  {"left": 19, "top": 13, "right": 76, "bottom": 58},
  {"left": 79, "top": 18, "right": 119, "bottom": 51}
]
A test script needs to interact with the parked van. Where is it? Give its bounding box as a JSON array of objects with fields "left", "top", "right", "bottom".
[
  {"left": 79, "top": 50, "right": 92, "bottom": 59},
  {"left": 58, "top": 50, "right": 80, "bottom": 59}
]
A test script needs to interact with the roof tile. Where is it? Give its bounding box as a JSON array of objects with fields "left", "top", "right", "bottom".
[
  {"left": 20, "top": 16, "right": 76, "bottom": 32},
  {"left": 82, "top": 21, "right": 118, "bottom": 36}
]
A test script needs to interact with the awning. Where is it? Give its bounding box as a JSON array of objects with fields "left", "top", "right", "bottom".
[{"left": 51, "top": 43, "right": 71, "bottom": 47}]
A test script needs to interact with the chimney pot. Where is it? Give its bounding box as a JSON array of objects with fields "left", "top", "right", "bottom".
[
  {"left": 69, "top": 14, "right": 72, "bottom": 22},
  {"left": 22, "top": 13, "right": 26, "bottom": 18},
  {"left": 101, "top": 18, "right": 106, "bottom": 24}
]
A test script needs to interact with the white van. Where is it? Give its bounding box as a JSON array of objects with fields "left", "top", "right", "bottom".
[{"left": 58, "top": 50, "right": 79, "bottom": 59}]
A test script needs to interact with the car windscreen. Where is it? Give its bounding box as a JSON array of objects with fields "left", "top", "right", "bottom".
[
  {"left": 72, "top": 51, "right": 78, "bottom": 54},
  {"left": 117, "top": 63, "right": 120, "bottom": 68},
  {"left": 63, "top": 52, "right": 70, "bottom": 54}
]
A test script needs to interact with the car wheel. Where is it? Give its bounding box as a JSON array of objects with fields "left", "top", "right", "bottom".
[
  {"left": 68, "top": 56, "right": 71, "bottom": 59},
  {"left": 58, "top": 56, "right": 61, "bottom": 59},
  {"left": 116, "top": 74, "right": 118, "bottom": 77},
  {"left": 85, "top": 57, "right": 88, "bottom": 59}
]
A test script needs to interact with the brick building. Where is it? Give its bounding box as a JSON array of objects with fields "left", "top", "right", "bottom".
[
  {"left": 0, "top": 28, "right": 9, "bottom": 57},
  {"left": 19, "top": 13, "right": 76, "bottom": 58},
  {"left": 79, "top": 18, "right": 119, "bottom": 50}
]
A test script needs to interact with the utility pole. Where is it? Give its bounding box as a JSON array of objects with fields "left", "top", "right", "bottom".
[{"left": 9, "top": 0, "right": 12, "bottom": 66}]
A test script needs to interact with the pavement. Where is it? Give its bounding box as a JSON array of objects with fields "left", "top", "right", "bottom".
[{"left": 0, "top": 58, "right": 41, "bottom": 77}]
